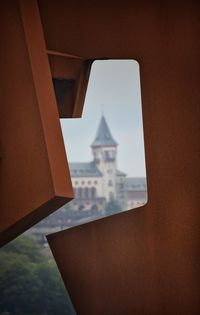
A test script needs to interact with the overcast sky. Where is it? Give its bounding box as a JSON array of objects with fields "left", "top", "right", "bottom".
[{"left": 60, "top": 59, "right": 147, "bottom": 177}]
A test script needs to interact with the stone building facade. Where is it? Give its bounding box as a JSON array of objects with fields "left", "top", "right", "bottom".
[
  {"left": 28, "top": 115, "right": 147, "bottom": 243},
  {"left": 69, "top": 115, "right": 147, "bottom": 214}
]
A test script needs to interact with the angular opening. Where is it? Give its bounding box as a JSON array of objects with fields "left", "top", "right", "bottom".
[
  {"left": 29, "top": 59, "right": 147, "bottom": 242},
  {"left": 2, "top": 60, "right": 147, "bottom": 315}
]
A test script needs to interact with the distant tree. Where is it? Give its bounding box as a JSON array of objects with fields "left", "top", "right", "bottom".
[
  {"left": 2, "top": 235, "right": 43, "bottom": 263},
  {"left": 0, "top": 236, "right": 75, "bottom": 315},
  {"left": 105, "top": 197, "right": 122, "bottom": 216},
  {"left": 0, "top": 251, "right": 42, "bottom": 314},
  {"left": 34, "top": 262, "right": 75, "bottom": 315}
]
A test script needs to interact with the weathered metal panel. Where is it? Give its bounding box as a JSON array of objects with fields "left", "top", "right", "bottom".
[
  {"left": 42, "top": 1, "right": 200, "bottom": 314},
  {"left": 0, "top": 0, "right": 73, "bottom": 246}
]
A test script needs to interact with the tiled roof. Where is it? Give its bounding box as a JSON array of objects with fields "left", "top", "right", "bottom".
[
  {"left": 125, "top": 177, "right": 147, "bottom": 191},
  {"left": 69, "top": 162, "right": 102, "bottom": 177},
  {"left": 91, "top": 115, "right": 118, "bottom": 147}
]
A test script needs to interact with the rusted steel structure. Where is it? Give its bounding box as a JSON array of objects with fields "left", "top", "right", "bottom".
[{"left": 1, "top": 1, "right": 200, "bottom": 314}]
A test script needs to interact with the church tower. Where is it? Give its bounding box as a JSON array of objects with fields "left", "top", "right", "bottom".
[{"left": 91, "top": 116, "right": 118, "bottom": 201}]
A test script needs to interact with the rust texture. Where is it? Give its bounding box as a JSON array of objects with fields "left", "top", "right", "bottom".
[
  {"left": 1, "top": 0, "right": 200, "bottom": 314},
  {"left": 42, "top": 1, "right": 200, "bottom": 314},
  {"left": 48, "top": 53, "right": 92, "bottom": 118},
  {"left": 0, "top": 0, "right": 73, "bottom": 246}
]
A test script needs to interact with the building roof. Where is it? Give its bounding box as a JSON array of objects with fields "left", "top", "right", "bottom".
[
  {"left": 69, "top": 162, "right": 102, "bottom": 177},
  {"left": 125, "top": 177, "right": 147, "bottom": 191},
  {"left": 116, "top": 169, "right": 126, "bottom": 176},
  {"left": 91, "top": 115, "right": 118, "bottom": 147}
]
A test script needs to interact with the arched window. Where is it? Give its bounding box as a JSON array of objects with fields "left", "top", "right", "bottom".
[
  {"left": 77, "top": 187, "right": 82, "bottom": 199},
  {"left": 84, "top": 187, "right": 89, "bottom": 199},
  {"left": 91, "top": 187, "right": 96, "bottom": 198}
]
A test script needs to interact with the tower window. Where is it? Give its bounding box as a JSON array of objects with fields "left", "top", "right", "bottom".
[{"left": 104, "top": 151, "right": 115, "bottom": 161}]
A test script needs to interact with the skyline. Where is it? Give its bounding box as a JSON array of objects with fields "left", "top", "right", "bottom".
[{"left": 60, "top": 60, "right": 147, "bottom": 177}]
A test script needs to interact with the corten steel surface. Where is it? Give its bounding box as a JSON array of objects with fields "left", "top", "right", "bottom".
[
  {"left": 1, "top": 0, "right": 200, "bottom": 314},
  {"left": 37, "top": 1, "right": 200, "bottom": 315},
  {"left": 48, "top": 53, "right": 92, "bottom": 118},
  {"left": 0, "top": 0, "right": 73, "bottom": 246}
]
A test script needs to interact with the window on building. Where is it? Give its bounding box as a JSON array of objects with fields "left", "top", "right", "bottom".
[
  {"left": 84, "top": 187, "right": 89, "bottom": 199},
  {"left": 77, "top": 187, "right": 82, "bottom": 199},
  {"left": 91, "top": 187, "right": 96, "bottom": 198},
  {"left": 104, "top": 150, "right": 115, "bottom": 161}
]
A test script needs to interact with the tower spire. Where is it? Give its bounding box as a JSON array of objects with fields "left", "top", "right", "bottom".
[{"left": 91, "top": 115, "right": 118, "bottom": 148}]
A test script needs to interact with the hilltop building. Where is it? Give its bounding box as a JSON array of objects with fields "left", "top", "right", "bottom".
[
  {"left": 69, "top": 115, "right": 147, "bottom": 214},
  {"left": 27, "top": 115, "right": 147, "bottom": 243}
]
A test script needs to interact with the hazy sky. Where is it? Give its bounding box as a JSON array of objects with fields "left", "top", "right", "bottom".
[{"left": 60, "top": 59, "right": 146, "bottom": 177}]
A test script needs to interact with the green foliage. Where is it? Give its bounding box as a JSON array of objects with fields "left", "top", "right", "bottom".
[
  {"left": 0, "top": 236, "right": 75, "bottom": 315},
  {"left": 2, "top": 235, "right": 43, "bottom": 263},
  {"left": 0, "top": 252, "right": 42, "bottom": 315},
  {"left": 105, "top": 197, "right": 122, "bottom": 216}
]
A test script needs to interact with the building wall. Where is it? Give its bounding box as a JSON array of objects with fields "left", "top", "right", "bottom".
[
  {"left": 116, "top": 175, "right": 127, "bottom": 209},
  {"left": 71, "top": 176, "right": 104, "bottom": 199},
  {"left": 92, "top": 145, "right": 117, "bottom": 200},
  {"left": 39, "top": 2, "right": 200, "bottom": 314}
]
